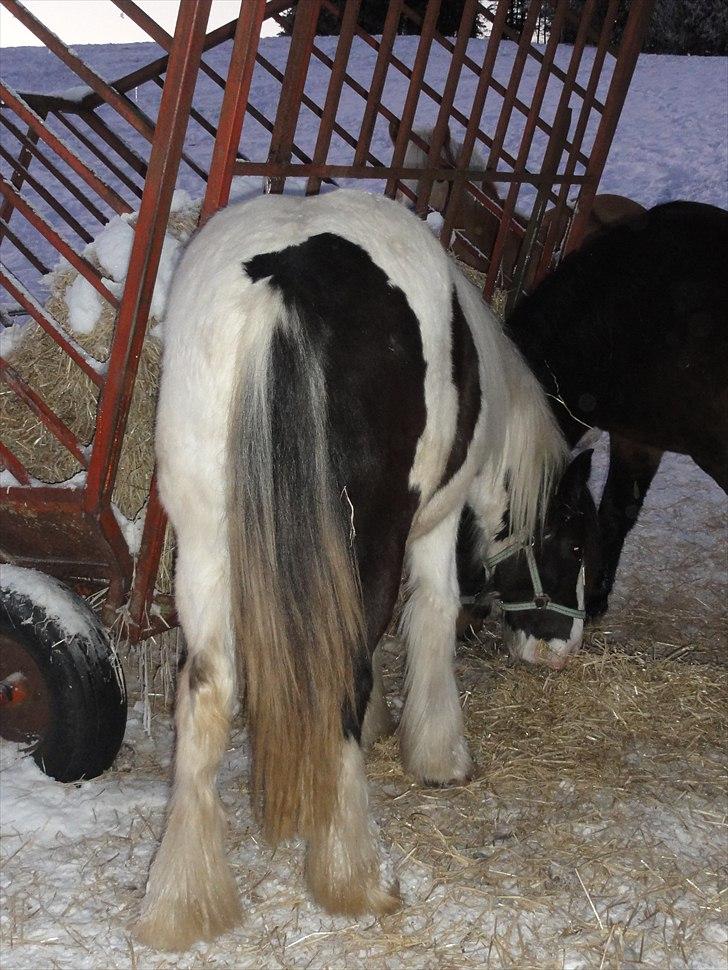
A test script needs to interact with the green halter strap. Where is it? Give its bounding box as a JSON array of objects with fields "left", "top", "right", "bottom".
[{"left": 483, "top": 540, "right": 586, "bottom": 621}]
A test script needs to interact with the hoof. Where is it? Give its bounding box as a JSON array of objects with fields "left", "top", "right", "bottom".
[
  {"left": 309, "top": 871, "right": 401, "bottom": 918},
  {"left": 401, "top": 725, "right": 472, "bottom": 788},
  {"left": 135, "top": 884, "right": 242, "bottom": 951},
  {"left": 421, "top": 770, "right": 473, "bottom": 788}
]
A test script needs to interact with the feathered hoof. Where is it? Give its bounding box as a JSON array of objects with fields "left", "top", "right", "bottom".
[
  {"left": 135, "top": 873, "right": 242, "bottom": 951},
  {"left": 135, "top": 814, "right": 242, "bottom": 952},
  {"left": 401, "top": 732, "right": 472, "bottom": 788},
  {"left": 310, "top": 872, "right": 402, "bottom": 918},
  {"left": 360, "top": 695, "right": 395, "bottom": 751}
]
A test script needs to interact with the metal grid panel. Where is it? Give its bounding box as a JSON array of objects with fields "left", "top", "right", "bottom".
[{"left": 0, "top": 0, "right": 654, "bottom": 638}]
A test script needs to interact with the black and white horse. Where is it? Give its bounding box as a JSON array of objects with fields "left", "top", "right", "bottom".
[
  {"left": 475, "top": 200, "right": 728, "bottom": 637},
  {"left": 138, "top": 189, "right": 589, "bottom": 950}
]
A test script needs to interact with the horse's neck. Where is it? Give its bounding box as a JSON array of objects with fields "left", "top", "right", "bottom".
[{"left": 505, "top": 299, "right": 592, "bottom": 450}]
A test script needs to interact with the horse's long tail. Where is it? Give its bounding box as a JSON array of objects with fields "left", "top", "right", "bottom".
[{"left": 227, "top": 289, "right": 362, "bottom": 845}]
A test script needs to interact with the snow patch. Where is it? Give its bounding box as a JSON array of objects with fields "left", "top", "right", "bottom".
[
  {"left": 65, "top": 274, "right": 102, "bottom": 334},
  {"left": 88, "top": 216, "right": 135, "bottom": 284}
]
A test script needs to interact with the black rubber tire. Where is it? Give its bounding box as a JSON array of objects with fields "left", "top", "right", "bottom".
[{"left": 0, "top": 569, "right": 127, "bottom": 782}]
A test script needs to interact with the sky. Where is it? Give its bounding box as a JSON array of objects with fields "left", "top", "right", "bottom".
[{"left": 0, "top": 0, "right": 278, "bottom": 47}]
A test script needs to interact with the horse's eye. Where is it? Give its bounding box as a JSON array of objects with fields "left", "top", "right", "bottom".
[{"left": 571, "top": 544, "right": 582, "bottom": 557}]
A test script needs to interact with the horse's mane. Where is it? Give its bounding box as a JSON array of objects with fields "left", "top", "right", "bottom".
[{"left": 454, "top": 274, "right": 567, "bottom": 541}]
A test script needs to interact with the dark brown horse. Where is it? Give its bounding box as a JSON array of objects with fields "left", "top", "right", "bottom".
[{"left": 460, "top": 200, "right": 728, "bottom": 645}]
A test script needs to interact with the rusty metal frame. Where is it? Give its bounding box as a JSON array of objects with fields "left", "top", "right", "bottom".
[{"left": 0, "top": 0, "right": 653, "bottom": 641}]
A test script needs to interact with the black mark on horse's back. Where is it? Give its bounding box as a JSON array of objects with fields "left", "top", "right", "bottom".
[
  {"left": 440, "top": 288, "right": 481, "bottom": 487},
  {"left": 244, "top": 233, "right": 397, "bottom": 319}
]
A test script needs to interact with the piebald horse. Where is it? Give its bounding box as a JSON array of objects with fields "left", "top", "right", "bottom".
[{"left": 138, "top": 189, "right": 589, "bottom": 950}]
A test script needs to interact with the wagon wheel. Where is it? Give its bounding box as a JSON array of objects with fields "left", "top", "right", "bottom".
[{"left": 0, "top": 567, "right": 127, "bottom": 782}]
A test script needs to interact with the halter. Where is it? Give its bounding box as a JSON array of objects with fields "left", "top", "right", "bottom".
[{"left": 481, "top": 538, "right": 586, "bottom": 621}]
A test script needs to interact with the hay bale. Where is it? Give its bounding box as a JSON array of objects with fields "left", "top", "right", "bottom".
[{"left": 2, "top": 198, "right": 200, "bottom": 525}]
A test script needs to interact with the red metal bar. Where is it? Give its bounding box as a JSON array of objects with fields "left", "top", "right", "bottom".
[
  {"left": 439, "top": 0, "right": 510, "bottom": 253},
  {"left": 0, "top": 442, "right": 31, "bottom": 485},
  {"left": 2, "top": 0, "right": 157, "bottom": 145},
  {"left": 566, "top": 0, "right": 657, "bottom": 252},
  {"left": 54, "top": 113, "right": 144, "bottom": 199},
  {"left": 487, "top": 0, "right": 571, "bottom": 287},
  {"left": 82, "top": 111, "right": 149, "bottom": 183},
  {"left": 0, "top": 118, "right": 40, "bottom": 238},
  {"left": 306, "top": 0, "right": 362, "bottom": 196},
  {"left": 486, "top": 0, "right": 544, "bottom": 175},
  {"left": 528, "top": 0, "right": 598, "bottom": 279},
  {"left": 386, "top": 2, "right": 590, "bottom": 170},
  {"left": 482, "top": 0, "right": 553, "bottom": 296},
  {"left": 87, "top": 0, "right": 213, "bottom": 511},
  {"left": 0, "top": 220, "right": 51, "bottom": 275},
  {"left": 415, "top": 0, "right": 478, "bottom": 216},
  {"left": 261, "top": 47, "right": 384, "bottom": 171},
  {"left": 146, "top": 76, "right": 211, "bottom": 184},
  {"left": 478, "top": 0, "right": 602, "bottom": 109},
  {"left": 267, "top": 0, "right": 322, "bottom": 194},
  {"left": 126, "top": 472, "right": 168, "bottom": 634},
  {"left": 0, "top": 113, "right": 108, "bottom": 225},
  {"left": 354, "top": 0, "right": 404, "bottom": 166},
  {"left": 0, "top": 181, "right": 119, "bottom": 308},
  {"left": 507, "top": 104, "right": 572, "bottom": 311},
  {"left": 0, "top": 484, "right": 133, "bottom": 599},
  {"left": 386, "top": 0, "right": 442, "bottom": 199},
  {"left": 232, "top": 161, "right": 584, "bottom": 185},
  {"left": 201, "top": 0, "right": 267, "bottom": 222},
  {"left": 0, "top": 358, "right": 89, "bottom": 468},
  {"left": 0, "top": 86, "right": 132, "bottom": 216},
  {"left": 419, "top": 19, "right": 589, "bottom": 167},
  {"left": 534, "top": 0, "right": 618, "bottom": 283},
  {"left": 0, "top": 141, "right": 94, "bottom": 244},
  {"left": 343, "top": 23, "right": 524, "bottom": 183},
  {"left": 0, "top": 268, "right": 105, "bottom": 387}
]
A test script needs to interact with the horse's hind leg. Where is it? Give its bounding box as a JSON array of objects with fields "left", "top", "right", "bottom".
[
  {"left": 399, "top": 509, "right": 471, "bottom": 785},
  {"left": 137, "top": 535, "right": 239, "bottom": 950},
  {"left": 306, "top": 550, "right": 404, "bottom": 916},
  {"left": 591, "top": 433, "right": 663, "bottom": 618}
]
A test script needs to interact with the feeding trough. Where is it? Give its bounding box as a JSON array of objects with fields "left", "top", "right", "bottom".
[{"left": 0, "top": 0, "right": 654, "bottom": 778}]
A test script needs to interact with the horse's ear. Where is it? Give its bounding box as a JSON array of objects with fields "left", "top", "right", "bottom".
[
  {"left": 557, "top": 449, "right": 594, "bottom": 503},
  {"left": 388, "top": 117, "right": 400, "bottom": 146},
  {"left": 442, "top": 125, "right": 456, "bottom": 166},
  {"left": 482, "top": 166, "right": 500, "bottom": 203}
]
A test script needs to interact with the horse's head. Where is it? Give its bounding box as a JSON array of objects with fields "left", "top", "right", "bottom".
[
  {"left": 387, "top": 119, "right": 497, "bottom": 214},
  {"left": 492, "top": 450, "right": 600, "bottom": 670},
  {"left": 387, "top": 120, "right": 520, "bottom": 274}
]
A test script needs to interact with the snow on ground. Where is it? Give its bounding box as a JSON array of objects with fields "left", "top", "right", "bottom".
[{"left": 0, "top": 30, "right": 727, "bottom": 970}]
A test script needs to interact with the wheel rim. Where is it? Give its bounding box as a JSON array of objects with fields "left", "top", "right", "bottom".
[{"left": 0, "top": 632, "right": 52, "bottom": 749}]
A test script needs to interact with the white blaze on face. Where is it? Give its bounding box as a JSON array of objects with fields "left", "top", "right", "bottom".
[{"left": 503, "top": 566, "right": 585, "bottom": 670}]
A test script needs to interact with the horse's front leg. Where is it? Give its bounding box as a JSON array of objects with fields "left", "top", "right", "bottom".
[
  {"left": 399, "top": 510, "right": 471, "bottom": 786},
  {"left": 360, "top": 643, "right": 394, "bottom": 750},
  {"left": 591, "top": 433, "right": 663, "bottom": 618},
  {"left": 136, "top": 538, "right": 240, "bottom": 951}
]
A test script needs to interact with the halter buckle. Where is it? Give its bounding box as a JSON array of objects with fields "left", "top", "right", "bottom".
[{"left": 534, "top": 593, "right": 550, "bottom": 609}]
